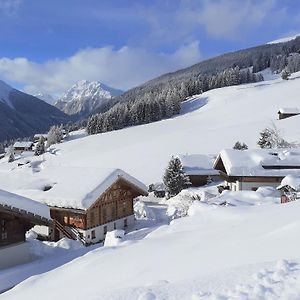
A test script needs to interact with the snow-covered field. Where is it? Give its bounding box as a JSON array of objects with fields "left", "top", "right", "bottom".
[
  {"left": 3, "top": 197, "right": 300, "bottom": 299},
  {"left": 1, "top": 71, "right": 300, "bottom": 299}
]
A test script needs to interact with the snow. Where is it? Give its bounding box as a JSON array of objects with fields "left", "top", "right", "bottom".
[
  {"left": 278, "top": 174, "right": 300, "bottom": 191},
  {"left": 54, "top": 80, "right": 123, "bottom": 115},
  {"left": 104, "top": 230, "right": 125, "bottom": 247},
  {"left": 13, "top": 142, "right": 34, "bottom": 149},
  {"left": 0, "top": 189, "right": 50, "bottom": 220},
  {"left": 2, "top": 70, "right": 300, "bottom": 298},
  {"left": 278, "top": 107, "right": 300, "bottom": 114},
  {"left": 8, "top": 167, "right": 147, "bottom": 210},
  {"left": 178, "top": 154, "right": 219, "bottom": 176},
  {"left": 268, "top": 33, "right": 300, "bottom": 44},
  {"left": 217, "top": 148, "right": 300, "bottom": 177},
  {"left": 3, "top": 196, "right": 300, "bottom": 299}
]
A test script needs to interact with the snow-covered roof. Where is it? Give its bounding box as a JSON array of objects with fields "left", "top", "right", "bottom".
[
  {"left": 13, "top": 141, "right": 34, "bottom": 148},
  {"left": 17, "top": 167, "right": 148, "bottom": 210},
  {"left": 215, "top": 149, "right": 300, "bottom": 177},
  {"left": 278, "top": 108, "right": 300, "bottom": 114},
  {"left": 278, "top": 175, "right": 300, "bottom": 191},
  {"left": 178, "top": 154, "right": 219, "bottom": 176},
  {"left": 0, "top": 189, "right": 51, "bottom": 220}
]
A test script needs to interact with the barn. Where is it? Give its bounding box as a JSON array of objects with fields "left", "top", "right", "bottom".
[
  {"left": 178, "top": 154, "right": 221, "bottom": 187},
  {"left": 0, "top": 189, "right": 51, "bottom": 269},
  {"left": 13, "top": 141, "right": 34, "bottom": 154},
  {"left": 29, "top": 167, "right": 148, "bottom": 245}
]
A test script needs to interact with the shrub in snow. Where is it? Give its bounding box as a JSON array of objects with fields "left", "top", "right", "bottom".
[
  {"left": 166, "top": 190, "right": 199, "bottom": 219},
  {"left": 281, "top": 69, "right": 290, "bottom": 80},
  {"left": 35, "top": 136, "right": 46, "bottom": 156},
  {"left": 47, "top": 125, "right": 64, "bottom": 147},
  {"left": 163, "top": 156, "right": 190, "bottom": 199},
  {"left": 257, "top": 124, "right": 295, "bottom": 149},
  {"left": 6, "top": 145, "right": 14, "bottom": 162},
  {"left": 134, "top": 200, "right": 156, "bottom": 220},
  {"left": 104, "top": 230, "right": 125, "bottom": 247},
  {"left": 233, "top": 141, "right": 248, "bottom": 150}
]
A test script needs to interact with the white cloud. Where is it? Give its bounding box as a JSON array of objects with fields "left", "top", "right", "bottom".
[
  {"left": 0, "top": 41, "right": 201, "bottom": 96},
  {"left": 196, "top": 0, "right": 281, "bottom": 39}
]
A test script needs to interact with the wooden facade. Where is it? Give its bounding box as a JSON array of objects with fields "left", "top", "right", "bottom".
[{"left": 50, "top": 178, "right": 146, "bottom": 242}]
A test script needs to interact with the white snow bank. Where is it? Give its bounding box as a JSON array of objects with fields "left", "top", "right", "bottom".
[
  {"left": 278, "top": 174, "right": 300, "bottom": 191},
  {"left": 177, "top": 153, "right": 219, "bottom": 175},
  {"left": 0, "top": 189, "right": 50, "bottom": 220},
  {"left": 104, "top": 230, "right": 125, "bottom": 247}
]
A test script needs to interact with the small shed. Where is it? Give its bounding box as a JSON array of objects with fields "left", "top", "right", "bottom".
[
  {"left": 13, "top": 141, "right": 34, "bottom": 154},
  {"left": 178, "top": 154, "right": 221, "bottom": 187},
  {"left": 278, "top": 108, "right": 300, "bottom": 120}
]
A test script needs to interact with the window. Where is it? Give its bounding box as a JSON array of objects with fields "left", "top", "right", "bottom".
[
  {"left": 1, "top": 220, "right": 7, "bottom": 240},
  {"left": 124, "top": 219, "right": 128, "bottom": 228},
  {"left": 114, "top": 222, "right": 116, "bottom": 230},
  {"left": 103, "top": 226, "right": 107, "bottom": 235},
  {"left": 91, "top": 230, "right": 96, "bottom": 239}
]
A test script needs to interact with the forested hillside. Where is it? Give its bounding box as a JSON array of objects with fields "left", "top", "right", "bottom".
[{"left": 87, "top": 37, "right": 300, "bottom": 135}]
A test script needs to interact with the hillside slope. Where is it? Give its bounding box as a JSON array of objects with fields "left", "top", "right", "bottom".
[
  {"left": 0, "top": 80, "right": 70, "bottom": 141},
  {"left": 0, "top": 71, "right": 299, "bottom": 189}
]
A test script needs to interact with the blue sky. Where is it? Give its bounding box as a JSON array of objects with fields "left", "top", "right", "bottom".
[{"left": 0, "top": 0, "right": 300, "bottom": 96}]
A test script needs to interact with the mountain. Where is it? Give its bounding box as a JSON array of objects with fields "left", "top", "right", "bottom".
[
  {"left": 34, "top": 93, "right": 56, "bottom": 105},
  {"left": 268, "top": 32, "right": 300, "bottom": 44},
  {"left": 0, "top": 80, "right": 70, "bottom": 142},
  {"left": 54, "top": 80, "right": 123, "bottom": 119}
]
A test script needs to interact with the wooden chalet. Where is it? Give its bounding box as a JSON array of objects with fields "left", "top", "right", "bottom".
[
  {"left": 214, "top": 149, "right": 300, "bottom": 191},
  {"left": 33, "top": 168, "right": 148, "bottom": 245},
  {"left": 178, "top": 154, "right": 221, "bottom": 187},
  {"left": 0, "top": 189, "right": 51, "bottom": 269},
  {"left": 13, "top": 141, "right": 34, "bottom": 154},
  {"left": 278, "top": 107, "right": 300, "bottom": 120}
]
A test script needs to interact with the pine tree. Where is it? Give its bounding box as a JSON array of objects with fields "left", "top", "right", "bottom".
[
  {"left": 35, "top": 136, "right": 45, "bottom": 156},
  {"left": 233, "top": 141, "right": 248, "bottom": 150},
  {"left": 257, "top": 124, "right": 294, "bottom": 149},
  {"left": 163, "top": 156, "right": 191, "bottom": 198}
]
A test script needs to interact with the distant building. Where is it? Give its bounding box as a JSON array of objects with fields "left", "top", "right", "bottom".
[
  {"left": 278, "top": 108, "right": 300, "bottom": 120},
  {"left": 13, "top": 141, "right": 34, "bottom": 154},
  {"left": 178, "top": 154, "right": 221, "bottom": 187},
  {"left": 0, "top": 189, "right": 51, "bottom": 269},
  {"left": 214, "top": 149, "right": 300, "bottom": 191},
  {"left": 149, "top": 183, "right": 166, "bottom": 198}
]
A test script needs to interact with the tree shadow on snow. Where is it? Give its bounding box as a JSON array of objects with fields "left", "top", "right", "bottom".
[{"left": 180, "top": 97, "right": 208, "bottom": 116}]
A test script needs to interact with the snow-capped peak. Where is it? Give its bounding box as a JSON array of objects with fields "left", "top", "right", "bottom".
[
  {"left": 268, "top": 33, "right": 300, "bottom": 44},
  {"left": 0, "top": 80, "right": 13, "bottom": 107},
  {"left": 54, "top": 80, "right": 123, "bottom": 117}
]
